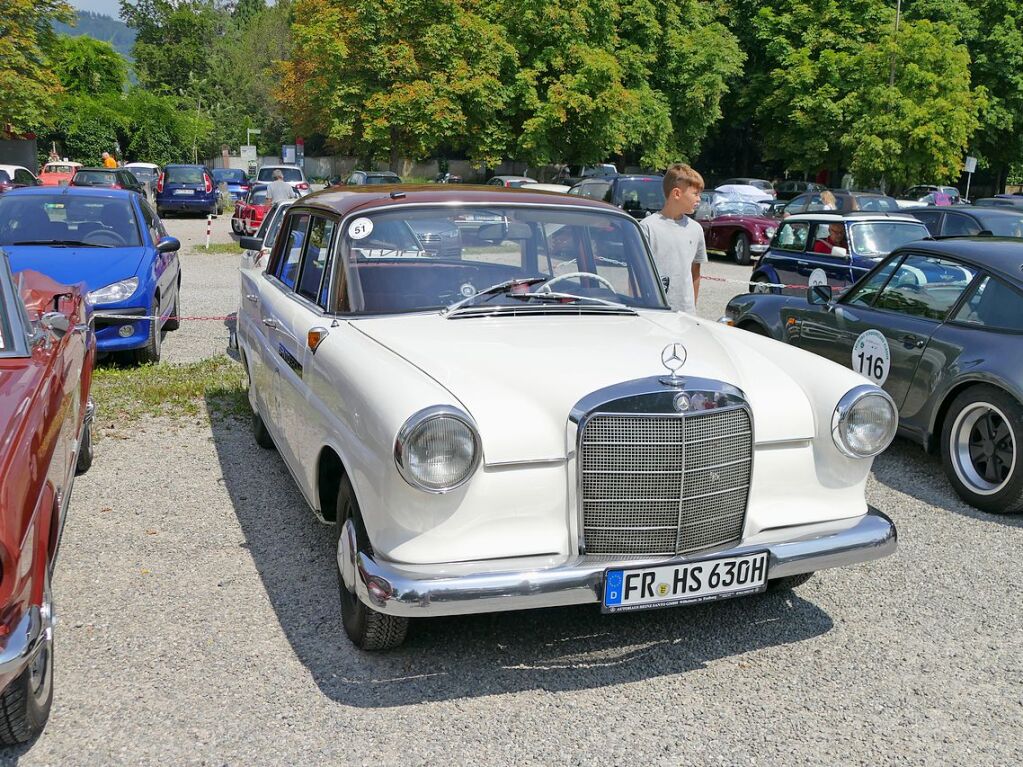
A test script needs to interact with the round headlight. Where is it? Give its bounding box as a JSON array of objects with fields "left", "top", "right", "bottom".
[
  {"left": 832, "top": 385, "right": 898, "bottom": 458},
  {"left": 395, "top": 406, "right": 481, "bottom": 492}
]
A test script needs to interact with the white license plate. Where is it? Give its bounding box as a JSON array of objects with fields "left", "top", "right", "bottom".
[
  {"left": 173, "top": 189, "right": 194, "bottom": 196},
  {"left": 602, "top": 551, "right": 768, "bottom": 613}
]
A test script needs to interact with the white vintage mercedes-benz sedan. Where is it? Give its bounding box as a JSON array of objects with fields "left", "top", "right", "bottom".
[{"left": 237, "top": 186, "right": 898, "bottom": 650}]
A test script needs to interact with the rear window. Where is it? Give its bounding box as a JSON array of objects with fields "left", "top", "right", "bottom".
[
  {"left": 165, "top": 166, "right": 206, "bottom": 184},
  {"left": 214, "top": 169, "right": 247, "bottom": 183},
  {"left": 73, "top": 170, "right": 117, "bottom": 185},
  {"left": 257, "top": 167, "right": 303, "bottom": 182},
  {"left": 617, "top": 179, "right": 665, "bottom": 213},
  {"left": 365, "top": 174, "right": 400, "bottom": 184},
  {"left": 249, "top": 187, "right": 270, "bottom": 205},
  {"left": 850, "top": 195, "right": 900, "bottom": 212},
  {"left": 126, "top": 167, "right": 158, "bottom": 182}
]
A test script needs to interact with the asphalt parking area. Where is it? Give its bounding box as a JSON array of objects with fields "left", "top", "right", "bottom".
[{"left": 6, "top": 216, "right": 1020, "bottom": 765}]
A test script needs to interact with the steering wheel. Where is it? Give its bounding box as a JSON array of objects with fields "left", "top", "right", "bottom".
[
  {"left": 538, "top": 271, "right": 616, "bottom": 294},
  {"left": 83, "top": 228, "right": 127, "bottom": 247}
]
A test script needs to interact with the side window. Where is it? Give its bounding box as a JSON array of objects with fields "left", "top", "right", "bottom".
[
  {"left": 272, "top": 213, "right": 310, "bottom": 289},
  {"left": 912, "top": 211, "right": 942, "bottom": 236},
  {"left": 775, "top": 221, "right": 809, "bottom": 251},
  {"left": 809, "top": 222, "right": 847, "bottom": 255},
  {"left": 601, "top": 183, "right": 613, "bottom": 203},
  {"left": 846, "top": 257, "right": 903, "bottom": 307},
  {"left": 567, "top": 185, "right": 585, "bottom": 197},
  {"left": 952, "top": 276, "right": 1023, "bottom": 332},
  {"left": 941, "top": 214, "right": 981, "bottom": 236},
  {"left": 139, "top": 200, "right": 162, "bottom": 243},
  {"left": 786, "top": 195, "right": 808, "bottom": 214},
  {"left": 872, "top": 254, "right": 977, "bottom": 320},
  {"left": 297, "top": 216, "right": 336, "bottom": 305},
  {"left": 14, "top": 169, "right": 34, "bottom": 185}
]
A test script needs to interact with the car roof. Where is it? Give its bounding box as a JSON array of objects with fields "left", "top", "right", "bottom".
[
  {"left": 288, "top": 184, "right": 632, "bottom": 217},
  {"left": 901, "top": 238, "right": 1023, "bottom": 284},
  {"left": 904, "top": 205, "right": 1023, "bottom": 219},
  {"left": 4, "top": 185, "right": 136, "bottom": 200},
  {"left": 0, "top": 164, "right": 30, "bottom": 173},
  {"left": 784, "top": 212, "right": 922, "bottom": 223},
  {"left": 75, "top": 167, "right": 118, "bottom": 172}
]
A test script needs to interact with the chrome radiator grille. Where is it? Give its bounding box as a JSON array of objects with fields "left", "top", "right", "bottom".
[{"left": 580, "top": 408, "right": 753, "bottom": 557}]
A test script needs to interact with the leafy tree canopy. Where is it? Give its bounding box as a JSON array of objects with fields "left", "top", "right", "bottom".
[{"left": 51, "top": 35, "right": 129, "bottom": 95}]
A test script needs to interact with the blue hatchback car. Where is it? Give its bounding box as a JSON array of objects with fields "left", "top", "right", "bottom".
[
  {"left": 156, "top": 164, "right": 220, "bottom": 217},
  {"left": 212, "top": 168, "right": 251, "bottom": 202},
  {"left": 0, "top": 186, "right": 181, "bottom": 363}
]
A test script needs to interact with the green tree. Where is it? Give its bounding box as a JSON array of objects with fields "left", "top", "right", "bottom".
[
  {"left": 51, "top": 35, "right": 129, "bottom": 95},
  {"left": 280, "top": 0, "right": 517, "bottom": 169},
  {"left": 0, "top": 0, "right": 74, "bottom": 134},
  {"left": 41, "top": 94, "right": 126, "bottom": 163}
]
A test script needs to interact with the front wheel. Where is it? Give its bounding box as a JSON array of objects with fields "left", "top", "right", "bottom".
[
  {"left": 941, "top": 385, "right": 1023, "bottom": 514},
  {"left": 0, "top": 573, "right": 54, "bottom": 745},
  {"left": 733, "top": 232, "right": 752, "bottom": 266},
  {"left": 335, "top": 477, "right": 409, "bottom": 650},
  {"left": 133, "top": 299, "right": 162, "bottom": 364},
  {"left": 231, "top": 217, "right": 242, "bottom": 234}
]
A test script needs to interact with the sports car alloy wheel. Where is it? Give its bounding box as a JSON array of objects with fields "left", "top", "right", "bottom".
[
  {"left": 942, "top": 386, "right": 1023, "bottom": 514},
  {"left": 733, "top": 233, "right": 752, "bottom": 266}
]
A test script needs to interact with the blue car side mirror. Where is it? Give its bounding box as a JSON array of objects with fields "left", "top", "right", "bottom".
[{"left": 156, "top": 236, "right": 180, "bottom": 253}]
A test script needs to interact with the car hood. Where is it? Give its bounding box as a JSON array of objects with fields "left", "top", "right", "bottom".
[
  {"left": 353, "top": 310, "right": 817, "bottom": 463},
  {"left": 4, "top": 246, "right": 147, "bottom": 294}
]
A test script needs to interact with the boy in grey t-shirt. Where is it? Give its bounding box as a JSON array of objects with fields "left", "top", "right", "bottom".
[{"left": 639, "top": 164, "right": 707, "bottom": 313}]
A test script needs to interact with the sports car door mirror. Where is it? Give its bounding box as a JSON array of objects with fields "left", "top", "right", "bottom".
[
  {"left": 831, "top": 246, "right": 848, "bottom": 259},
  {"left": 156, "top": 236, "right": 181, "bottom": 253},
  {"left": 40, "top": 311, "right": 70, "bottom": 336},
  {"left": 807, "top": 284, "right": 833, "bottom": 305}
]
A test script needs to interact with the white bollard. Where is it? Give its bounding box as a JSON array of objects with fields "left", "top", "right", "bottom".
[{"left": 205, "top": 215, "right": 211, "bottom": 250}]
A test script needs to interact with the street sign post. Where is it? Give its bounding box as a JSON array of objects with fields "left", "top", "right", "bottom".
[{"left": 964, "top": 155, "right": 977, "bottom": 201}]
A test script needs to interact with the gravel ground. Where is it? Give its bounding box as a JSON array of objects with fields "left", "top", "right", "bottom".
[{"left": 5, "top": 214, "right": 1021, "bottom": 765}]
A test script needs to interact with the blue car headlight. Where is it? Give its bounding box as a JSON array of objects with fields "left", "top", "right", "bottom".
[{"left": 88, "top": 277, "right": 139, "bottom": 305}]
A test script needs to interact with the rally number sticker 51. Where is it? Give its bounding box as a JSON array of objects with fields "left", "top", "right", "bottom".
[{"left": 852, "top": 329, "right": 891, "bottom": 385}]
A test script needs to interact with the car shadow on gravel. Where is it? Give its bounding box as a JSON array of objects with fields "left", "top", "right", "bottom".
[
  {"left": 873, "top": 439, "right": 1023, "bottom": 528},
  {"left": 207, "top": 408, "right": 835, "bottom": 708}
]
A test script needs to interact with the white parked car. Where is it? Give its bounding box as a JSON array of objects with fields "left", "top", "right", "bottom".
[
  {"left": 238, "top": 187, "right": 899, "bottom": 650},
  {"left": 254, "top": 164, "right": 310, "bottom": 194}
]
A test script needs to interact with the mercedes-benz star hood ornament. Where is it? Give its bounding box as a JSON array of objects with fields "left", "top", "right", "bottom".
[{"left": 660, "top": 342, "right": 687, "bottom": 387}]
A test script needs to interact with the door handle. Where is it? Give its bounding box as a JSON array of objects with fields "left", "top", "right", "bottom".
[
  {"left": 902, "top": 334, "right": 925, "bottom": 349},
  {"left": 245, "top": 294, "right": 258, "bottom": 303},
  {"left": 262, "top": 317, "right": 279, "bottom": 329}
]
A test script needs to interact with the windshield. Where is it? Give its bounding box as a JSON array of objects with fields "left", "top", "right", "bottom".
[
  {"left": 165, "top": 166, "right": 205, "bottom": 184},
  {"left": 0, "top": 194, "right": 142, "bottom": 247},
  {"left": 213, "top": 169, "right": 247, "bottom": 183},
  {"left": 73, "top": 170, "right": 117, "bottom": 186},
  {"left": 338, "top": 206, "right": 665, "bottom": 314},
  {"left": 976, "top": 214, "right": 1023, "bottom": 237},
  {"left": 43, "top": 164, "right": 77, "bottom": 174},
  {"left": 247, "top": 186, "right": 270, "bottom": 205},
  {"left": 712, "top": 201, "right": 762, "bottom": 217},
  {"left": 618, "top": 179, "right": 665, "bottom": 212},
  {"left": 849, "top": 222, "right": 929, "bottom": 257},
  {"left": 257, "top": 167, "right": 303, "bottom": 182}
]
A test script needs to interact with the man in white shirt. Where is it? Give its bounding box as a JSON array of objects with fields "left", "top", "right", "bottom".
[
  {"left": 639, "top": 163, "right": 707, "bottom": 313},
  {"left": 267, "top": 169, "right": 298, "bottom": 204}
]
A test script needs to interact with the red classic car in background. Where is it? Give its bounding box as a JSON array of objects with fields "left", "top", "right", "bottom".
[
  {"left": 38, "top": 162, "right": 82, "bottom": 187},
  {"left": 693, "top": 199, "right": 778, "bottom": 265},
  {"left": 0, "top": 253, "right": 94, "bottom": 744},
  {"left": 231, "top": 184, "right": 271, "bottom": 235}
]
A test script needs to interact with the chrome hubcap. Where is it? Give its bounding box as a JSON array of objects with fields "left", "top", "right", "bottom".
[
  {"left": 29, "top": 577, "right": 54, "bottom": 702},
  {"left": 951, "top": 403, "right": 1016, "bottom": 495}
]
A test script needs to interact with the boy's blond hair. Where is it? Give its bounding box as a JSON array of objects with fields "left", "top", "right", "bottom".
[{"left": 662, "top": 163, "right": 704, "bottom": 198}]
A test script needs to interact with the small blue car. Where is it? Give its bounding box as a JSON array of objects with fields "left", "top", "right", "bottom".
[
  {"left": 156, "top": 164, "right": 221, "bottom": 217},
  {"left": 0, "top": 186, "right": 181, "bottom": 363}
]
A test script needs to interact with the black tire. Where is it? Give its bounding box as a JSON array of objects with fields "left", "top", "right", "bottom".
[
  {"left": 75, "top": 414, "right": 93, "bottom": 475},
  {"left": 940, "top": 385, "right": 1023, "bottom": 514},
  {"left": 0, "top": 574, "right": 54, "bottom": 745},
  {"left": 733, "top": 232, "right": 752, "bottom": 265},
  {"left": 768, "top": 572, "right": 815, "bottom": 591},
  {"left": 750, "top": 275, "right": 778, "bottom": 295},
  {"left": 335, "top": 477, "right": 409, "bottom": 650},
  {"left": 738, "top": 321, "right": 769, "bottom": 336},
  {"left": 231, "top": 217, "right": 242, "bottom": 234},
  {"left": 163, "top": 282, "right": 181, "bottom": 332},
  {"left": 252, "top": 408, "right": 275, "bottom": 449},
  {"left": 133, "top": 298, "right": 162, "bottom": 365}
]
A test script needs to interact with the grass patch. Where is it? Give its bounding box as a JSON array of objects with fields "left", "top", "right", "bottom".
[
  {"left": 189, "top": 242, "right": 243, "bottom": 255},
  {"left": 92, "top": 355, "right": 248, "bottom": 422}
]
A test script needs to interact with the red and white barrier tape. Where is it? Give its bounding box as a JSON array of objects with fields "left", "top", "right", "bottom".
[{"left": 699, "top": 274, "right": 806, "bottom": 290}]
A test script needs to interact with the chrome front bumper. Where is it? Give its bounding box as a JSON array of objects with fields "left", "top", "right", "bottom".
[
  {"left": 0, "top": 606, "right": 48, "bottom": 680},
  {"left": 339, "top": 508, "right": 896, "bottom": 618}
]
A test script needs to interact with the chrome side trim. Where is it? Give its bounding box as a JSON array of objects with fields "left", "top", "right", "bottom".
[{"left": 339, "top": 508, "right": 896, "bottom": 618}]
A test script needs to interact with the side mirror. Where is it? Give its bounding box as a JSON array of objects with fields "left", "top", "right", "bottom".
[
  {"left": 807, "top": 284, "right": 833, "bottom": 305},
  {"left": 239, "top": 235, "right": 263, "bottom": 250},
  {"left": 40, "top": 311, "right": 70, "bottom": 336},
  {"left": 661, "top": 275, "right": 670, "bottom": 291},
  {"left": 156, "top": 236, "right": 180, "bottom": 253},
  {"left": 831, "top": 246, "right": 848, "bottom": 259}
]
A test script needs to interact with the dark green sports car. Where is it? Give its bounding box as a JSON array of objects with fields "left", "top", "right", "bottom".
[{"left": 723, "top": 237, "right": 1023, "bottom": 514}]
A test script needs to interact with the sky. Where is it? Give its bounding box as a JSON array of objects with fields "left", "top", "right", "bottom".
[{"left": 69, "top": 0, "right": 124, "bottom": 19}]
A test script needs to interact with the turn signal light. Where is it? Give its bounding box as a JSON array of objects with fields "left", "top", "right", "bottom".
[{"left": 307, "top": 327, "right": 328, "bottom": 352}]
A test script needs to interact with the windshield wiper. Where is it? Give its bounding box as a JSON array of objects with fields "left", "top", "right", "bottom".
[
  {"left": 12, "top": 239, "right": 111, "bottom": 248},
  {"left": 443, "top": 277, "right": 549, "bottom": 315}
]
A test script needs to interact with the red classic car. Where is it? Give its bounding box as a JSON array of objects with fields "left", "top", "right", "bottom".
[
  {"left": 0, "top": 253, "right": 94, "bottom": 744},
  {"left": 38, "top": 162, "right": 82, "bottom": 187},
  {"left": 693, "top": 200, "right": 778, "bottom": 265},
  {"left": 231, "top": 184, "right": 271, "bottom": 235}
]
